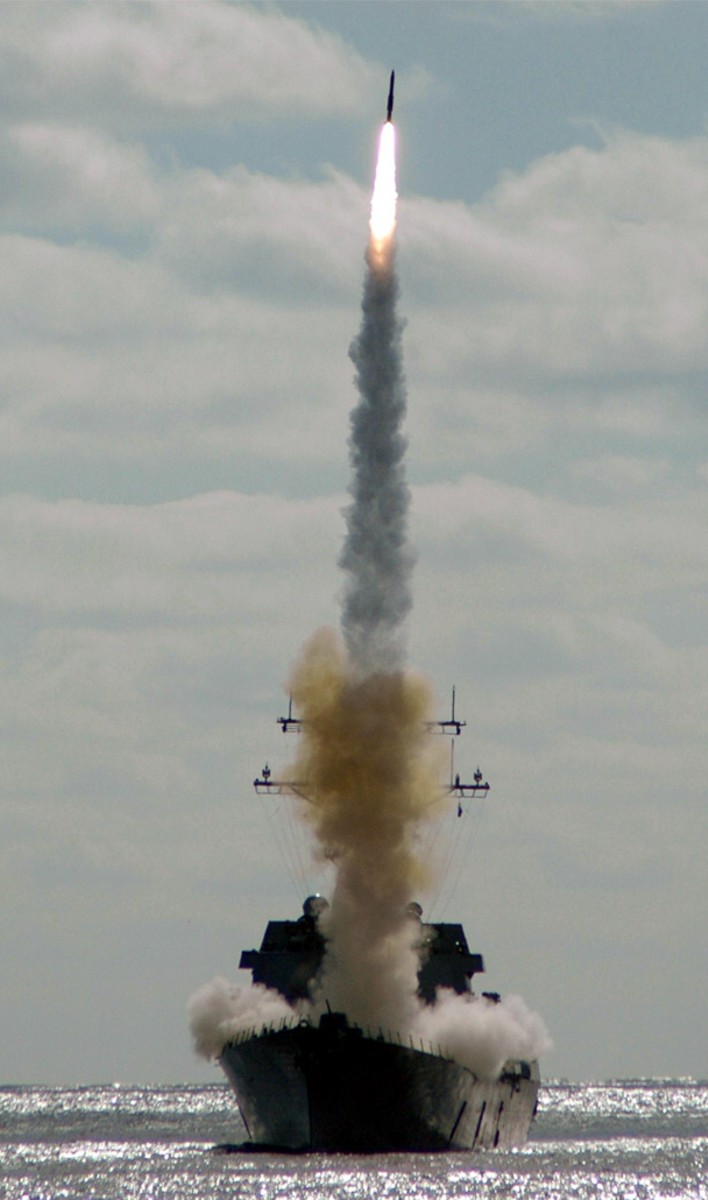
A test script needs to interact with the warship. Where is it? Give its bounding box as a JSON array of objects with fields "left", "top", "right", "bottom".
[{"left": 216, "top": 695, "right": 540, "bottom": 1153}]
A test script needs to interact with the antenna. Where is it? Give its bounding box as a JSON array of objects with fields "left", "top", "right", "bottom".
[
  {"left": 425, "top": 686, "right": 466, "bottom": 736},
  {"left": 277, "top": 695, "right": 302, "bottom": 734},
  {"left": 257, "top": 685, "right": 489, "bottom": 803}
]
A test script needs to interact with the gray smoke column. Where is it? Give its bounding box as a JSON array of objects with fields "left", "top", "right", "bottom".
[{"left": 340, "top": 240, "right": 414, "bottom": 676}]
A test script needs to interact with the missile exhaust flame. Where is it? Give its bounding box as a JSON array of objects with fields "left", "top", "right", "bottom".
[{"left": 369, "top": 121, "right": 398, "bottom": 258}]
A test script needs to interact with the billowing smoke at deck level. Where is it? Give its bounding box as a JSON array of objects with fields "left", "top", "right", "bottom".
[{"left": 189, "top": 114, "right": 551, "bottom": 1079}]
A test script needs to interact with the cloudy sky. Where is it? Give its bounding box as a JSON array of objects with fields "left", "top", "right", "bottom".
[{"left": 1, "top": 0, "right": 706, "bottom": 1086}]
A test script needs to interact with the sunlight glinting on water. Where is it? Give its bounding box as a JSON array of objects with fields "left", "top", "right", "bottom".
[{"left": 1, "top": 1082, "right": 706, "bottom": 1200}]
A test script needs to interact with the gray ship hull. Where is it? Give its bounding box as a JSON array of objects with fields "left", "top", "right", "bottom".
[{"left": 219, "top": 1012, "right": 539, "bottom": 1153}]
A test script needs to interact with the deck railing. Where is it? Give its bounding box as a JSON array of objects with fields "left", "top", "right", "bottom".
[{"left": 224, "top": 1016, "right": 447, "bottom": 1061}]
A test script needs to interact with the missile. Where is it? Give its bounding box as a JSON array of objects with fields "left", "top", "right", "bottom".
[{"left": 386, "top": 70, "right": 395, "bottom": 122}]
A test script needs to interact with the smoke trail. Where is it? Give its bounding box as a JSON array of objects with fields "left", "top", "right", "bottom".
[
  {"left": 281, "top": 121, "right": 439, "bottom": 1029},
  {"left": 340, "top": 124, "right": 414, "bottom": 678}
]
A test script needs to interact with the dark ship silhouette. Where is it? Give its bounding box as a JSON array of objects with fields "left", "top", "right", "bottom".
[{"left": 217, "top": 694, "right": 540, "bottom": 1153}]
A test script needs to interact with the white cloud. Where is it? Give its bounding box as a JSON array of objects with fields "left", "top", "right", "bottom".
[
  {"left": 0, "top": 224, "right": 357, "bottom": 468},
  {"left": 0, "top": 2, "right": 379, "bottom": 126},
  {"left": 418, "top": 471, "right": 692, "bottom": 560},
  {"left": 2, "top": 106, "right": 705, "bottom": 484},
  {"left": 400, "top": 130, "right": 708, "bottom": 388},
  {"left": 0, "top": 491, "right": 340, "bottom": 619},
  {"left": 569, "top": 453, "right": 671, "bottom": 492},
  {"left": 156, "top": 164, "right": 365, "bottom": 296},
  {"left": 0, "top": 122, "right": 159, "bottom": 233},
  {"left": 491, "top": 129, "right": 708, "bottom": 224},
  {"left": 464, "top": 0, "right": 670, "bottom": 27},
  {"left": 0, "top": 234, "right": 183, "bottom": 339}
]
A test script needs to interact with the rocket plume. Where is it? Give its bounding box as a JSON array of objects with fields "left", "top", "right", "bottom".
[
  {"left": 288, "top": 120, "right": 436, "bottom": 1030},
  {"left": 369, "top": 123, "right": 397, "bottom": 252}
]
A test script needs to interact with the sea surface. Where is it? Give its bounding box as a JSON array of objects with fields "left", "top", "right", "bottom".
[{"left": 1, "top": 1079, "right": 705, "bottom": 1200}]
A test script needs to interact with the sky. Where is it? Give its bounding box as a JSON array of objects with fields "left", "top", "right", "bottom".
[{"left": 0, "top": 0, "right": 706, "bottom": 1087}]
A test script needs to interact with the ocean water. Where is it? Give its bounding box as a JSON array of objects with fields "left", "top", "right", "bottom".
[{"left": 1, "top": 1079, "right": 705, "bottom": 1200}]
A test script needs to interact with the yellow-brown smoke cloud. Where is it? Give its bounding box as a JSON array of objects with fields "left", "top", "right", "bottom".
[{"left": 288, "top": 627, "right": 448, "bottom": 1029}]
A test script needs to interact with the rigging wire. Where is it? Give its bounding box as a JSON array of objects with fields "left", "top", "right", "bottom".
[
  {"left": 434, "top": 798, "right": 487, "bottom": 921},
  {"left": 424, "top": 737, "right": 489, "bottom": 919},
  {"left": 254, "top": 694, "right": 489, "bottom": 918},
  {"left": 259, "top": 781, "right": 329, "bottom": 906},
  {"left": 259, "top": 791, "right": 303, "bottom": 904}
]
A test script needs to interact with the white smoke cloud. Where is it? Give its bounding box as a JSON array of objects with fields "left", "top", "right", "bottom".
[
  {"left": 188, "top": 977, "right": 296, "bottom": 1061},
  {"left": 187, "top": 970, "right": 551, "bottom": 1083},
  {"left": 412, "top": 989, "right": 552, "bottom": 1081}
]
